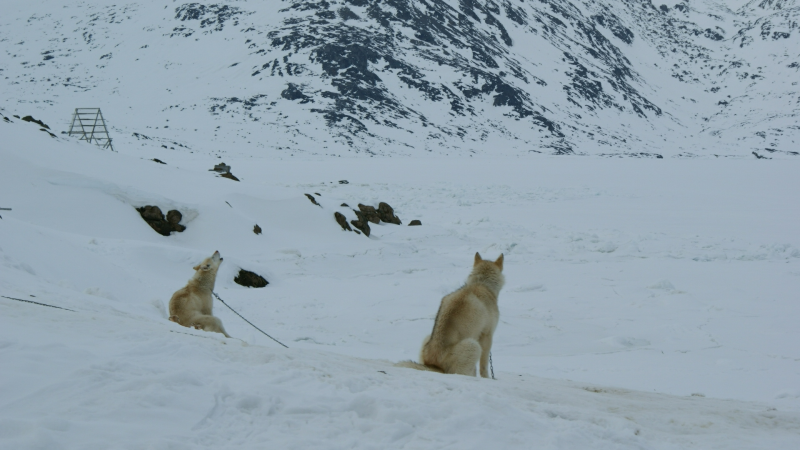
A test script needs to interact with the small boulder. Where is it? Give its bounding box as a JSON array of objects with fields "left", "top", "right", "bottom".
[
  {"left": 210, "top": 162, "right": 231, "bottom": 173},
  {"left": 305, "top": 193, "right": 320, "bottom": 206},
  {"left": 136, "top": 206, "right": 186, "bottom": 236},
  {"left": 408, "top": 220, "right": 422, "bottom": 226},
  {"left": 166, "top": 209, "right": 182, "bottom": 225},
  {"left": 253, "top": 224, "right": 262, "bottom": 235},
  {"left": 350, "top": 214, "right": 371, "bottom": 236},
  {"left": 357, "top": 204, "right": 381, "bottom": 224},
  {"left": 377, "top": 202, "right": 401, "bottom": 225},
  {"left": 166, "top": 210, "right": 186, "bottom": 232},
  {"left": 334, "top": 212, "right": 352, "bottom": 231},
  {"left": 234, "top": 269, "right": 269, "bottom": 288},
  {"left": 220, "top": 172, "right": 240, "bottom": 181},
  {"left": 139, "top": 205, "right": 165, "bottom": 222}
]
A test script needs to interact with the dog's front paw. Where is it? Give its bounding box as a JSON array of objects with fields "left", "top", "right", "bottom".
[
  {"left": 193, "top": 324, "right": 203, "bottom": 330},
  {"left": 168, "top": 315, "right": 180, "bottom": 324}
]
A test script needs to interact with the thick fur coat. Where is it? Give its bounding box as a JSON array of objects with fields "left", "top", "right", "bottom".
[
  {"left": 398, "top": 252, "right": 505, "bottom": 377},
  {"left": 168, "top": 251, "right": 230, "bottom": 337}
]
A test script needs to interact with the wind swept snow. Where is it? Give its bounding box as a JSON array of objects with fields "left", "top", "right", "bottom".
[{"left": 1, "top": 110, "right": 799, "bottom": 448}]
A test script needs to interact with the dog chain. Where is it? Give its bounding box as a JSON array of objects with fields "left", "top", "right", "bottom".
[
  {"left": 212, "top": 292, "right": 289, "bottom": 348},
  {"left": 489, "top": 352, "right": 495, "bottom": 380},
  {"left": 1, "top": 295, "right": 76, "bottom": 312}
]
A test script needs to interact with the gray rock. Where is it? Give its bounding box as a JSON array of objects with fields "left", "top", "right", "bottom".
[
  {"left": 334, "top": 212, "right": 352, "bottom": 231},
  {"left": 377, "top": 202, "right": 401, "bottom": 225}
]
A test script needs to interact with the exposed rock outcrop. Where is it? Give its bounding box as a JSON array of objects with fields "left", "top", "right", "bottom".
[
  {"left": 305, "top": 193, "right": 321, "bottom": 206},
  {"left": 234, "top": 269, "right": 269, "bottom": 288},
  {"left": 334, "top": 212, "right": 352, "bottom": 231},
  {"left": 21, "top": 115, "right": 49, "bottom": 129},
  {"left": 357, "top": 204, "right": 381, "bottom": 224},
  {"left": 377, "top": 202, "right": 401, "bottom": 225},
  {"left": 136, "top": 206, "right": 186, "bottom": 236}
]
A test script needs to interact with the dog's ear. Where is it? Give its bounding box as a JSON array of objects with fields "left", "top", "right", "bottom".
[
  {"left": 474, "top": 252, "right": 483, "bottom": 266},
  {"left": 495, "top": 253, "right": 504, "bottom": 271}
]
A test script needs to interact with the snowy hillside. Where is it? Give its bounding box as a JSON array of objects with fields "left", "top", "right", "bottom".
[
  {"left": 2, "top": 106, "right": 800, "bottom": 448},
  {"left": 2, "top": 0, "right": 800, "bottom": 447},
  {"left": 0, "top": 0, "right": 798, "bottom": 156}
]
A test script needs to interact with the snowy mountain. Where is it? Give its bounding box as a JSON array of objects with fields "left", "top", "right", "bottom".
[{"left": 1, "top": 0, "right": 798, "bottom": 157}]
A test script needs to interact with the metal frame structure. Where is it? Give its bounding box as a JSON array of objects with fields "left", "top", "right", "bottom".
[{"left": 68, "top": 108, "right": 114, "bottom": 150}]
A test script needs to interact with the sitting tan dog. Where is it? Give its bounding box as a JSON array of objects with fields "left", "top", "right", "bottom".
[
  {"left": 397, "top": 252, "right": 505, "bottom": 377},
  {"left": 168, "top": 250, "right": 230, "bottom": 337}
]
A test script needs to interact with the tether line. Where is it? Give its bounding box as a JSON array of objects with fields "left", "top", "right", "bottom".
[
  {"left": 2, "top": 295, "right": 76, "bottom": 312},
  {"left": 213, "top": 292, "right": 288, "bottom": 348}
]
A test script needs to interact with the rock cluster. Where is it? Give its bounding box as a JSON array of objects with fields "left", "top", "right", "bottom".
[
  {"left": 136, "top": 206, "right": 186, "bottom": 236},
  {"left": 210, "top": 162, "right": 239, "bottom": 181},
  {"left": 234, "top": 269, "right": 269, "bottom": 288},
  {"left": 335, "top": 202, "right": 406, "bottom": 237}
]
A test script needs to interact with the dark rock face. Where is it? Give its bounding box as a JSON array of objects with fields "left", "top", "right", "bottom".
[
  {"left": 217, "top": 0, "right": 676, "bottom": 154},
  {"left": 219, "top": 172, "right": 240, "bottom": 181},
  {"left": 234, "top": 269, "right": 269, "bottom": 288},
  {"left": 281, "top": 83, "right": 312, "bottom": 103},
  {"left": 377, "top": 202, "right": 401, "bottom": 225},
  {"left": 123, "top": 0, "right": 794, "bottom": 156},
  {"left": 408, "top": 219, "right": 422, "bottom": 226},
  {"left": 136, "top": 206, "right": 186, "bottom": 236},
  {"left": 334, "top": 212, "right": 352, "bottom": 231}
]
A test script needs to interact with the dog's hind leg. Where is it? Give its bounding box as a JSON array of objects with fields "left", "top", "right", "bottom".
[
  {"left": 191, "top": 315, "right": 231, "bottom": 338},
  {"left": 478, "top": 334, "right": 493, "bottom": 378},
  {"left": 419, "top": 334, "right": 432, "bottom": 365},
  {"left": 443, "top": 338, "right": 481, "bottom": 376}
]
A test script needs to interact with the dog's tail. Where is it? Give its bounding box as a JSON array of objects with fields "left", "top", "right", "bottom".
[{"left": 394, "top": 360, "right": 445, "bottom": 373}]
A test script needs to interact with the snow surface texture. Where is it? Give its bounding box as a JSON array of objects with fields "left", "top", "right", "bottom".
[
  {"left": 2, "top": 109, "right": 800, "bottom": 448},
  {"left": 0, "top": 0, "right": 798, "bottom": 157}
]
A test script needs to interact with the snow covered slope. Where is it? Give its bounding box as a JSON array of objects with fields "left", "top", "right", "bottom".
[
  {"left": 1, "top": 0, "right": 798, "bottom": 157},
  {"left": 2, "top": 108, "right": 800, "bottom": 448}
]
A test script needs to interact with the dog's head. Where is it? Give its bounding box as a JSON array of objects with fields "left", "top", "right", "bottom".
[
  {"left": 468, "top": 252, "right": 505, "bottom": 291},
  {"left": 193, "top": 250, "right": 223, "bottom": 272}
]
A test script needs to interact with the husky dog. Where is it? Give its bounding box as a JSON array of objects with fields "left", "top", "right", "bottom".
[
  {"left": 397, "top": 253, "right": 505, "bottom": 377},
  {"left": 168, "top": 251, "right": 230, "bottom": 337}
]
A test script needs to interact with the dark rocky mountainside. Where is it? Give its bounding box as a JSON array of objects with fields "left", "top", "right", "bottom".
[{"left": 1, "top": 0, "right": 797, "bottom": 157}]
